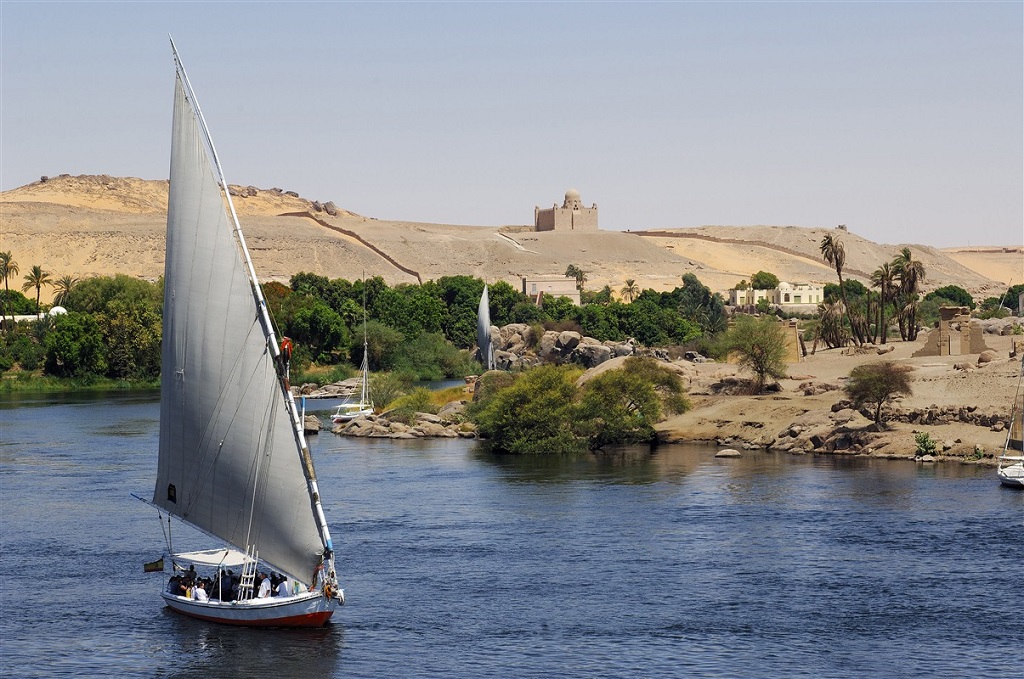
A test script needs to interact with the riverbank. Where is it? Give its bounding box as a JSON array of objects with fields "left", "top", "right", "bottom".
[
  {"left": 0, "top": 372, "right": 160, "bottom": 393},
  {"left": 656, "top": 332, "right": 1021, "bottom": 465}
]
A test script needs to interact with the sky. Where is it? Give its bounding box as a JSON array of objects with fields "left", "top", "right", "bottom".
[{"left": 1, "top": 2, "right": 1021, "bottom": 248}]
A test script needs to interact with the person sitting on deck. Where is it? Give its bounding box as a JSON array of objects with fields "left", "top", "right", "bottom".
[
  {"left": 275, "top": 575, "right": 290, "bottom": 598},
  {"left": 193, "top": 580, "right": 209, "bottom": 602}
]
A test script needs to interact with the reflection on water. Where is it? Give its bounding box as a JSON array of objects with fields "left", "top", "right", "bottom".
[{"left": 1, "top": 394, "right": 1020, "bottom": 678}]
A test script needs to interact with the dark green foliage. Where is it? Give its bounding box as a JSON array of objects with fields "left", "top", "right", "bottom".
[
  {"left": 390, "top": 333, "right": 479, "bottom": 381},
  {"left": 64, "top": 275, "right": 162, "bottom": 314},
  {"left": 824, "top": 279, "right": 868, "bottom": 302},
  {"left": 924, "top": 285, "right": 974, "bottom": 309},
  {"left": 487, "top": 280, "right": 525, "bottom": 327},
  {"left": 845, "top": 362, "right": 913, "bottom": 424},
  {"left": 575, "top": 357, "right": 689, "bottom": 449},
  {"left": 361, "top": 320, "right": 405, "bottom": 371},
  {"left": 470, "top": 358, "right": 690, "bottom": 454},
  {"left": 673, "top": 274, "right": 727, "bottom": 334},
  {"left": 435, "top": 275, "right": 485, "bottom": 349},
  {"left": 44, "top": 312, "right": 106, "bottom": 377},
  {"left": 750, "top": 271, "right": 780, "bottom": 290},
  {"left": 719, "top": 315, "right": 789, "bottom": 392},
  {"left": 98, "top": 300, "right": 162, "bottom": 379},
  {"left": 472, "top": 364, "right": 586, "bottom": 455},
  {"left": 287, "top": 299, "right": 349, "bottom": 363},
  {"left": 1003, "top": 284, "right": 1024, "bottom": 313},
  {"left": 0, "top": 289, "right": 35, "bottom": 315}
]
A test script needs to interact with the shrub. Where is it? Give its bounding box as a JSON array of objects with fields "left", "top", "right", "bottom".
[
  {"left": 844, "top": 361, "right": 913, "bottom": 425},
  {"left": 915, "top": 432, "right": 936, "bottom": 456}
]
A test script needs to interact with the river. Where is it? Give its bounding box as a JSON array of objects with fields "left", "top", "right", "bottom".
[{"left": 1, "top": 393, "right": 1020, "bottom": 678}]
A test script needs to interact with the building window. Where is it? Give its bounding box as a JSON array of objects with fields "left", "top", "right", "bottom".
[{"left": 784, "top": 293, "right": 791, "bottom": 303}]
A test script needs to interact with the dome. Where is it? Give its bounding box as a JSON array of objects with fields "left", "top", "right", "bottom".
[
  {"left": 562, "top": 188, "right": 582, "bottom": 209},
  {"left": 48, "top": 306, "right": 68, "bottom": 316}
]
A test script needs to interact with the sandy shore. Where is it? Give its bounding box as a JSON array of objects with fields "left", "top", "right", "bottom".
[{"left": 656, "top": 332, "right": 1021, "bottom": 466}]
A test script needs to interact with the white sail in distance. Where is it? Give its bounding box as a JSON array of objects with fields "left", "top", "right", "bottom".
[{"left": 477, "top": 285, "right": 495, "bottom": 370}]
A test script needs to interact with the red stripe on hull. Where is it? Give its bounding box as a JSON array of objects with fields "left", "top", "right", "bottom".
[{"left": 167, "top": 604, "right": 334, "bottom": 628}]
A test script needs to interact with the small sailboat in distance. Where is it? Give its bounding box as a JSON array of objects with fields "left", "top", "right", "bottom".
[
  {"left": 477, "top": 284, "right": 495, "bottom": 371},
  {"left": 997, "top": 360, "right": 1024, "bottom": 489},
  {"left": 332, "top": 281, "right": 373, "bottom": 424},
  {"left": 143, "top": 40, "right": 343, "bottom": 626}
]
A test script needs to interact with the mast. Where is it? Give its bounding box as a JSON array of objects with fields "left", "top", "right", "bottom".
[{"left": 169, "top": 39, "right": 337, "bottom": 564}]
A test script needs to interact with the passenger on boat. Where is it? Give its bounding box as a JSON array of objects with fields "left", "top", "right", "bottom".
[
  {"left": 257, "top": 572, "right": 272, "bottom": 598},
  {"left": 193, "top": 580, "right": 209, "bottom": 602},
  {"left": 276, "top": 575, "right": 290, "bottom": 598}
]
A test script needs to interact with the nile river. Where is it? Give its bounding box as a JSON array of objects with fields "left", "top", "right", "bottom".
[{"left": 1, "top": 392, "right": 1021, "bottom": 678}]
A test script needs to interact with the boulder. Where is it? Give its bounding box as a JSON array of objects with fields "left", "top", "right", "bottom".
[
  {"left": 977, "top": 350, "right": 997, "bottom": 365},
  {"left": 715, "top": 448, "right": 742, "bottom": 458},
  {"left": 303, "top": 415, "right": 321, "bottom": 434},
  {"left": 556, "top": 331, "right": 581, "bottom": 352},
  {"left": 572, "top": 343, "right": 612, "bottom": 368},
  {"left": 323, "top": 201, "right": 339, "bottom": 216}
]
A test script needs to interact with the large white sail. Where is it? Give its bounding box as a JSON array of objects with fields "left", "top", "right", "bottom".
[{"left": 153, "top": 69, "right": 324, "bottom": 584}]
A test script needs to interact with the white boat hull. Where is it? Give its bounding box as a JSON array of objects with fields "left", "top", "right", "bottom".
[
  {"left": 161, "top": 590, "right": 340, "bottom": 627},
  {"left": 997, "top": 461, "right": 1024, "bottom": 489},
  {"left": 332, "top": 407, "right": 373, "bottom": 424}
]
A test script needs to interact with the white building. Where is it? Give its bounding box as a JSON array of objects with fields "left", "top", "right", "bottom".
[{"left": 729, "top": 282, "right": 824, "bottom": 309}]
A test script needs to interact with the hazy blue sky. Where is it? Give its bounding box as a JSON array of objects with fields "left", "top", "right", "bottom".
[{"left": 2, "top": 2, "right": 1021, "bottom": 247}]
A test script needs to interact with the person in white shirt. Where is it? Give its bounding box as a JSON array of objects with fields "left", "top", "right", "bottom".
[
  {"left": 276, "top": 577, "right": 291, "bottom": 598},
  {"left": 193, "top": 581, "right": 209, "bottom": 602},
  {"left": 257, "top": 573, "right": 272, "bottom": 598}
]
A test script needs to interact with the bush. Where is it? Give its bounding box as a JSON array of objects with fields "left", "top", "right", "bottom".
[
  {"left": 385, "top": 387, "right": 437, "bottom": 424},
  {"left": 915, "top": 432, "right": 936, "bottom": 456},
  {"left": 844, "top": 361, "right": 913, "bottom": 424},
  {"left": 369, "top": 371, "right": 414, "bottom": 410},
  {"left": 718, "top": 315, "right": 789, "bottom": 392}
]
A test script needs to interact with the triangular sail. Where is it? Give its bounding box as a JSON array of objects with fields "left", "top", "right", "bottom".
[
  {"left": 153, "top": 67, "right": 324, "bottom": 584},
  {"left": 477, "top": 284, "right": 495, "bottom": 371}
]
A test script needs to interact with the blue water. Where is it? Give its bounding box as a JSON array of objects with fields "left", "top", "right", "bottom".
[{"left": 1, "top": 393, "right": 1021, "bottom": 678}]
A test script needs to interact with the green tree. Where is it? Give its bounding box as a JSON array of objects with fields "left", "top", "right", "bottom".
[
  {"left": 52, "top": 275, "right": 79, "bottom": 308},
  {"left": 576, "top": 356, "right": 689, "bottom": 449},
  {"left": 43, "top": 311, "right": 106, "bottom": 377},
  {"left": 924, "top": 285, "right": 974, "bottom": 309},
  {"left": 1005, "top": 284, "right": 1024, "bottom": 314},
  {"left": 361, "top": 320, "right": 405, "bottom": 371},
  {"left": 845, "top": 361, "right": 912, "bottom": 425},
  {"left": 620, "top": 279, "right": 640, "bottom": 303},
  {"left": 487, "top": 280, "right": 524, "bottom": 327},
  {"left": 870, "top": 262, "right": 896, "bottom": 344},
  {"left": 64, "top": 274, "right": 162, "bottom": 314},
  {"left": 720, "top": 315, "right": 789, "bottom": 392},
  {"left": 676, "top": 273, "right": 726, "bottom": 334},
  {"left": 733, "top": 279, "right": 749, "bottom": 291},
  {"left": 472, "top": 364, "right": 586, "bottom": 455},
  {"left": 21, "top": 265, "right": 52, "bottom": 313},
  {"left": 564, "top": 264, "right": 587, "bottom": 292},
  {"left": 820, "top": 233, "right": 861, "bottom": 345},
  {"left": 0, "top": 251, "right": 19, "bottom": 327},
  {"left": 750, "top": 271, "right": 780, "bottom": 290},
  {"left": 892, "top": 247, "right": 926, "bottom": 341},
  {"left": 288, "top": 299, "right": 348, "bottom": 363},
  {"left": 98, "top": 300, "right": 162, "bottom": 379}
]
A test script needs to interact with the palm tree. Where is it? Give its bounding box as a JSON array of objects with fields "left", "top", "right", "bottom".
[
  {"left": 620, "top": 278, "right": 640, "bottom": 303},
  {"left": 819, "top": 233, "right": 859, "bottom": 345},
  {"left": 870, "top": 262, "right": 896, "bottom": 344},
  {"left": 52, "top": 274, "right": 79, "bottom": 307},
  {"left": 565, "top": 264, "right": 587, "bottom": 293},
  {"left": 892, "top": 247, "right": 926, "bottom": 341},
  {"left": 21, "top": 265, "right": 52, "bottom": 313},
  {"left": 0, "top": 251, "right": 19, "bottom": 327}
]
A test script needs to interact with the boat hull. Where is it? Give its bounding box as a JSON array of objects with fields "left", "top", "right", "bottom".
[
  {"left": 997, "top": 461, "right": 1024, "bottom": 489},
  {"left": 161, "top": 590, "right": 339, "bottom": 628}
]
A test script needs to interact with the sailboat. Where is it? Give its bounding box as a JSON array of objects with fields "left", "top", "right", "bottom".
[
  {"left": 332, "top": 285, "right": 373, "bottom": 424},
  {"left": 477, "top": 284, "right": 495, "bottom": 371},
  {"left": 997, "top": 360, "right": 1024, "bottom": 489},
  {"left": 145, "top": 41, "right": 344, "bottom": 626}
]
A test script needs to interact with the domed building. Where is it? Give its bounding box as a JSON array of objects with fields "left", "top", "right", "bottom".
[{"left": 534, "top": 189, "right": 599, "bottom": 231}]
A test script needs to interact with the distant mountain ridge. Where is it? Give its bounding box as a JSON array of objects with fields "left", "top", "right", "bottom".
[{"left": 1, "top": 174, "right": 1016, "bottom": 304}]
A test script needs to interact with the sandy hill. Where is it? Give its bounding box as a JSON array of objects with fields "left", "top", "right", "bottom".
[{"left": 0, "top": 174, "right": 1016, "bottom": 304}]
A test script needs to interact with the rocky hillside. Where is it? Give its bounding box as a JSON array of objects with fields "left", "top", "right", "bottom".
[{"left": 0, "top": 174, "right": 1014, "bottom": 304}]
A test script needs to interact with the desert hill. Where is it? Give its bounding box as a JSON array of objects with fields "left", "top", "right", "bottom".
[{"left": 1, "top": 174, "right": 1017, "bottom": 304}]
